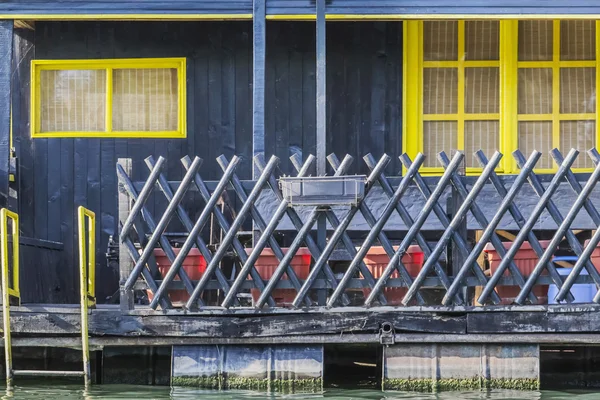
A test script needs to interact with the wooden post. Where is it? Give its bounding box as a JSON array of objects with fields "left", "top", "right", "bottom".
[
  {"left": 252, "top": 0, "right": 266, "bottom": 179},
  {"left": 316, "top": 0, "right": 327, "bottom": 305},
  {"left": 118, "top": 158, "right": 134, "bottom": 312},
  {"left": 0, "top": 21, "right": 13, "bottom": 210}
]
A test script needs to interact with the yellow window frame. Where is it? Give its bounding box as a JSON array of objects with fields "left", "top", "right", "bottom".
[
  {"left": 510, "top": 20, "right": 600, "bottom": 174},
  {"left": 404, "top": 20, "right": 505, "bottom": 175},
  {"left": 404, "top": 19, "right": 600, "bottom": 175},
  {"left": 31, "top": 57, "right": 187, "bottom": 139}
]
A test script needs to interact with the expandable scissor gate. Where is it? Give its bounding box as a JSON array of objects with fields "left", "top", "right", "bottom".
[
  {"left": 118, "top": 148, "right": 600, "bottom": 311},
  {"left": 1, "top": 207, "right": 95, "bottom": 387}
]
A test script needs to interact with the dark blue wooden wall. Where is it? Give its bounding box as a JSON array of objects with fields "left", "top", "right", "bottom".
[
  {"left": 14, "top": 21, "right": 403, "bottom": 303},
  {"left": 0, "top": 0, "right": 599, "bottom": 16}
]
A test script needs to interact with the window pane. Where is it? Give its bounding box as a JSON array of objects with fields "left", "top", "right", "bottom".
[
  {"left": 560, "top": 121, "right": 595, "bottom": 169},
  {"left": 465, "top": 21, "right": 500, "bottom": 61},
  {"left": 423, "top": 68, "right": 458, "bottom": 114},
  {"left": 560, "top": 68, "right": 596, "bottom": 113},
  {"left": 423, "top": 121, "right": 457, "bottom": 167},
  {"left": 561, "top": 20, "right": 596, "bottom": 61},
  {"left": 113, "top": 68, "right": 179, "bottom": 132},
  {"left": 465, "top": 68, "right": 499, "bottom": 114},
  {"left": 518, "top": 68, "right": 553, "bottom": 114},
  {"left": 40, "top": 70, "right": 106, "bottom": 132},
  {"left": 424, "top": 21, "right": 458, "bottom": 61},
  {"left": 465, "top": 121, "right": 499, "bottom": 168},
  {"left": 518, "top": 121, "right": 553, "bottom": 169},
  {"left": 519, "top": 21, "right": 553, "bottom": 61}
]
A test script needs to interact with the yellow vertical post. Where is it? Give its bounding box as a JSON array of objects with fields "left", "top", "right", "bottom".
[
  {"left": 78, "top": 206, "right": 95, "bottom": 387},
  {"left": 457, "top": 21, "right": 466, "bottom": 152},
  {"left": 403, "top": 20, "right": 422, "bottom": 165},
  {"left": 1, "top": 208, "right": 19, "bottom": 388},
  {"left": 552, "top": 20, "right": 561, "bottom": 153},
  {"left": 596, "top": 21, "right": 600, "bottom": 150},
  {"left": 500, "top": 20, "right": 519, "bottom": 173}
]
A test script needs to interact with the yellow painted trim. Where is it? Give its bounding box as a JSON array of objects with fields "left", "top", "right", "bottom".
[
  {"left": 78, "top": 206, "right": 95, "bottom": 386},
  {"left": 423, "top": 60, "right": 500, "bottom": 68},
  {"left": 597, "top": 20, "right": 600, "bottom": 154},
  {"left": 0, "top": 208, "right": 18, "bottom": 387},
  {"left": 552, "top": 20, "right": 561, "bottom": 152},
  {"left": 500, "top": 20, "right": 517, "bottom": 173},
  {"left": 31, "top": 58, "right": 187, "bottom": 139},
  {"left": 518, "top": 60, "right": 596, "bottom": 68},
  {"left": 266, "top": 14, "right": 600, "bottom": 21},
  {"left": 518, "top": 113, "right": 595, "bottom": 121},
  {"left": 403, "top": 21, "right": 422, "bottom": 164},
  {"left": 5, "top": 14, "right": 253, "bottom": 21},
  {"left": 423, "top": 114, "right": 501, "bottom": 121}
]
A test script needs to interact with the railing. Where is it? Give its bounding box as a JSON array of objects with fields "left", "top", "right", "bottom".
[
  {"left": 116, "top": 148, "right": 600, "bottom": 311},
  {"left": 78, "top": 206, "right": 96, "bottom": 387},
  {"left": 1, "top": 207, "right": 95, "bottom": 387},
  {"left": 1, "top": 208, "right": 19, "bottom": 386}
]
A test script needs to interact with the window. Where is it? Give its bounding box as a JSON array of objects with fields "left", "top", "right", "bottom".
[
  {"left": 405, "top": 20, "right": 501, "bottom": 173},
  {"left": 31, "top": 58, "right": 186, "bottom": 138},
  {"left": 404, "top": 20, "right": 600, "bottom": 174},
  {"left": 517, "top": 20, "right": 596, "bottom": 171}
]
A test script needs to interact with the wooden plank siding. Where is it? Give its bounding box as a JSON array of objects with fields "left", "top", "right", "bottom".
[
  {"left": 1, "top": 1, "right": 600, "bottom": 18},
  {"left": 14, "top": 21, "right": 403, "bottom": 303}
]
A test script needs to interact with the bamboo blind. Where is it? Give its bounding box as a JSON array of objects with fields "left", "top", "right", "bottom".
[
  {"left": 422, "top": 20, "right": 500, "bottom": 168},
  {"left": 39, "top": 67, "right": 178, "bottom": 133},
  {"left": 518, "top": 20, "right": 596, "bottom": 170}
]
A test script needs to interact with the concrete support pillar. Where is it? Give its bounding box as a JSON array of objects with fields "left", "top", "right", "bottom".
[
  {"left": 383, "top": 343, "right": 539, "bottom": 391},
  {"left": 172, "top": 345, "right": 324, "bottom": 392}
]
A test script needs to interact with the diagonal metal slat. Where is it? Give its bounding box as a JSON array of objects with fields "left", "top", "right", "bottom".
[
  {"left": 219, "top": 155, "right": 312, "bottom": 308},
  {"left": 433, "top": 151, "right": 538, "bottom": 305},
  {"left": 185, "top": 156, "right": 280, "bottom": 309},
  {"left": 120, "top": 156, "right": 165, "bottom": 241},
  {"left": 118, "top": 162, "right": 199, "bottom": 305},
  {"left": 364, "top": 152, "right": 466, "bottom": 306},
  {"left": 146, "top": 156, "right": 237, "bottom": 309},
  {"left": 297, "top": 154, "right": 390, "bottom": 307},
  {"left": 442, "top": 150, "right": 555, "bottom": 305},
  {"left": 119, "top": 222, "right": 171, "bottom": 310},
  {"left": 397, "top": 154, "right": 503, "bottom": 305},
  {"left": 551, "top": 149, "right": 600, "bottom": 302},
  {"left": 473, "top": 150, "right": 574, "bottom": 303},
  {"left": 403, "top": 151, "right": 520, "bottom": 305},
  {"left": 478, "top": 149, "right": 579, "bottom": 304},
  {"left": 291, "top": 154, "right": 390, "bottom": 308},
  {"left": 292, "top": 154, "right": 392, "bottom": 308},
  {"left": 254, "top": 154, "right": 351, "bottom": 308},
  {"left": 363, "top": 153, "right": 460, "bottom": 305},
  {"left": 326, "top": 153, "right": 426, "bottom": 307},
  {"left": 515, "top": 151, "right": 600, "bottom": 305}
]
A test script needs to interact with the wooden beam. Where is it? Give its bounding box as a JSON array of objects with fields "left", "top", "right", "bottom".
[
  {"left": 117, "top": 158, "right": 134, "bottom": 312},
  {"left": 0, "top": 21, "right": 13, "bottom": 210},
  {"left": 252, "top": 0, "right": 265, "bottom": 178},
  {"left": 315, "top": 0, "right": 328, "bottom": 305}
]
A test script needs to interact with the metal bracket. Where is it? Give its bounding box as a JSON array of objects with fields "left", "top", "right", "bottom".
[{"left": 379, "top": 321, "right": 395, "bottom": 345}]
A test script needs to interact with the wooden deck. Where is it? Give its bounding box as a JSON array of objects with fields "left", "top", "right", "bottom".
[{"left": 6, "top": 304, "right": 600, "bottom": 349}]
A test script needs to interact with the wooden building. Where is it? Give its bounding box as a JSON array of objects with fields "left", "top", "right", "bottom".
[{"left": 3, "top": 0, "right": 600, "bottom": 390}]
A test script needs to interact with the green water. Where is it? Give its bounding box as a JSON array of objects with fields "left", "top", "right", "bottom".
[{"left": 1, "top": 385, "right": 600, "bottom": 400}]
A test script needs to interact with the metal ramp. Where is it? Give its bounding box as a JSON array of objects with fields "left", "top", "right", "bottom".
[{"left": 1, "top": 207, "right": 95, "bottom": 387}]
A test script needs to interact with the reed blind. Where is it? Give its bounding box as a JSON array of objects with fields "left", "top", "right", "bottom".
[
  {"left": 517, "top": 20, "right": 596, "bottom": 170},
  {"left": 422, "top": 20, "right": 500, "bottom": 169}
]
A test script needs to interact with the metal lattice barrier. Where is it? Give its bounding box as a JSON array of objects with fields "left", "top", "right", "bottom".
[{"left": 117, "top": 148, "right": 600, "bottom": 311}]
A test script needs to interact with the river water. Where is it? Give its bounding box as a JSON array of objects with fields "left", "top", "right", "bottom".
[{"left": 2, "top": 385, "right": 600, "bottom": 400}]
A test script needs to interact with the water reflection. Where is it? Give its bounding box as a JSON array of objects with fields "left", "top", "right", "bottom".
[{"left": 0, "top": 385, "right": 598, "bottom": 400}]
